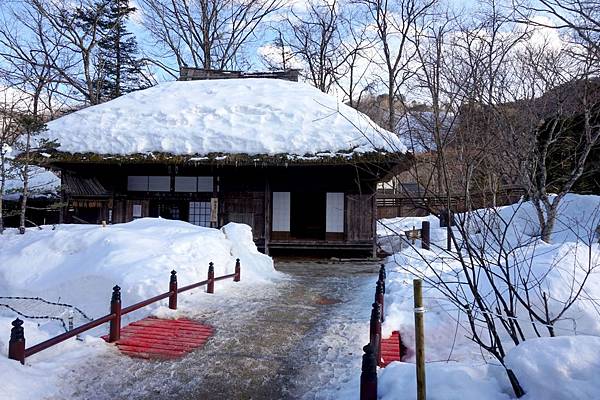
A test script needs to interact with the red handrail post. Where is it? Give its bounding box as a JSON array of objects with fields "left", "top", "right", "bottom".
[
  {"left": 8, "top": 318, "right": 25, "bottom": 364},
  {"left": 360, "top": 343, "right": 378, "bottom": 400},
  {"left": 169, "top": 270, "right": 178, "bottom": 310},
  {"left": 376, "top": 280, "right": 385, "bottom": 323},
  {"left": 234, "top": 258, "right": 241, "bottom": 282},
  {"left": 207, "top": 262, "right": 215, "bottom": 294},
  {"left": 108, "top": 285, "right": 121, "bottom": 343},
  {"left": 369, "top": 302, "right": 382, "bottom": 365}
]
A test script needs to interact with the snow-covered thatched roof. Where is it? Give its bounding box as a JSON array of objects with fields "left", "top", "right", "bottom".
[{"left": 38, "top": 79, "right": 406, "bottom": 163}]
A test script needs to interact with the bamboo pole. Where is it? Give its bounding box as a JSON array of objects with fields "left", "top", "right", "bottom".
[{"left": 414, "top": 279, "right": 426, "bottom": 400}]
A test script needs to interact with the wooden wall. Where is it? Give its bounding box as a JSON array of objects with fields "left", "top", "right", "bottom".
[{"left": 57, "top": 162, "right": 384, "bottom": 252}]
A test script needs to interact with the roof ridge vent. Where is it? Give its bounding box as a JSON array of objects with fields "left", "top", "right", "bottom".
[{"left": 179, "top": 68, "right": 300, "bottom": 82}]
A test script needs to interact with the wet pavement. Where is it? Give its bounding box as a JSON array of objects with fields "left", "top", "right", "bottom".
[{"left": 57, "top": 260, "right": 380, "bottom": 400}]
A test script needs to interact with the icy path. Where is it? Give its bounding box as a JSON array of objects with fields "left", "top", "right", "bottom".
[{"left": 52, "top": 261, "right": 378, "bottom": 400}]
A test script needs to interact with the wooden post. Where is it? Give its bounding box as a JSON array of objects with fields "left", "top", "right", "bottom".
[
  {"left": 421, "top": 221, "right": 430, "bottom": 250},
  {"left": 169, "top": 270, "right": 178, "bottom": 310},
  {"left": 360, "top": 343, "right": 378, "bottom": 400},
  {"left": 369, "top": 302, "right": 381, "bottom": 364},
  {"left": 234, "top": 258, "right": 241, "bottom": 282},
  {"left": 264, "top": 179, "right": 271, "bottom": 256},
  {"left": 414, "top": 279, "right": 426, "bottom": 400},
  {"left": 375, "top": 280, "right": 385, "bottom": 323},
  {"left": 378, "top": 265, "right": 386, "bottom": 294},
  {"left": 207, "top": 262, "right": 215, "bottom": 294},
  {"left": 8, "top": 318, "right": 25, "bottom": 364},
  {"left": 108, "top": 285, "right": 121, "bottom": 343}
]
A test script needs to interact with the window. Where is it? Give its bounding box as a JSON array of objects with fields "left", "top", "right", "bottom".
[
  {"left": 272, "top": 192, "right": 290, "bottom": 231},
  {"left": 189, "top": 201, "right": 211, "bottom": 227},
  {"left": 228, "top": 213, "right": 254, "bottom": 227},
  {"left": 197, "top": 177, "right": 214, "bottom": 192},
  {"left": 132, "top": 204, "right": 142, "bottom": 219},
  {"left": 128, "top": 176, "right": 148, "bottom": 191},
  {"left": 148, "top": 176, "right": 170, "bottom": 191},
  {"left": 129, "top": 176, "right": 213, "bottom": 193},
  {"left": 326, "top": 192, "right": 345, "bottom": 233},
  {"left": 175, "top": 176, "right": 197, "bottom": 192}
]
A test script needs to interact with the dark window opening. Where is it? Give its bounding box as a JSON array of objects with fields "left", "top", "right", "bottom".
[
  {"left": 290, "top": 191, "right": 326, "bottom": 240},
  {"left": 149, "top": 201, "right": 185, "bottom": 221}
]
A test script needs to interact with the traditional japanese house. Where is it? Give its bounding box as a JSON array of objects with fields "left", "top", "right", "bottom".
[{"left": 33, "top": 69, "right": 410, "bottom": 256}]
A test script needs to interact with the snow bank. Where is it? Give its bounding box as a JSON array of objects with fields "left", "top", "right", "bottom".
[
  {"left": 0, "top": 316, "right": 109, "bottom": 400},
  {"left": 506, "top": 335, "right": 600, "bottom": 399},
  {"left": 379, "top": 362, "right": 512, "bottom": 400},
  {"left": 0, "top": 219, "right": 278, "bottom": 322},
  {"left": 378, "top": 194, "right": 600, "bottom": 399},
  {"left": 0, "top": 218, "right": 278, "bottom": 400},
  {"left": 378, "top": 335, "right": 600, "bottom": 400},
  {"left": 41, "top": 79, "right": 406, "bottom": 156}
]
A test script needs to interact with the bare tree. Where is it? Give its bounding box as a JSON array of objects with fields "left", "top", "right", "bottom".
[
  {"left": 513, "top": 0, "right": 600, "bottom": 242},
  {"left": 139, "top": 0, "right": 283, "bottom": 75},
  {"left": 358, "top": 0, "right": 438, "bottom": 131},
  {"left": 275, "top": 0, "right": 348, "bottom": 93},
  {"left": 0, "top": 89, "right": 25, "bottom": 234}
]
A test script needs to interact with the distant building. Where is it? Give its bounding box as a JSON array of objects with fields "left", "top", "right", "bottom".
[{"left": 32, "top": 69, "right": 410, "bottom": 256}]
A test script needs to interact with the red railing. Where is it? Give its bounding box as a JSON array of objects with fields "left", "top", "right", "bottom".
[
  {"left": 360, "top": 264, "right": 386, "bottom": 400},
  {"left": 8, "top": 259, "right": 242, "bottom": 364}
]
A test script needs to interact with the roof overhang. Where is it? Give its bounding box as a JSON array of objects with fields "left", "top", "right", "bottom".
[{"left": 31, "top": 150, "right": 414, "bottom": 183}]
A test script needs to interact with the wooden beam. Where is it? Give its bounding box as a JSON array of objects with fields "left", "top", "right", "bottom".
[{"left": 264, "top": 178, "right": 271, "bottom": 255}]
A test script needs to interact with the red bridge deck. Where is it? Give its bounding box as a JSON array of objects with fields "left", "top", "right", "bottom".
[
  {"left": 104, "top": 317, "right": 214, "bottom": 359},
  {"left": 380, "top": 331, "right": 405, "bottom": 367}
]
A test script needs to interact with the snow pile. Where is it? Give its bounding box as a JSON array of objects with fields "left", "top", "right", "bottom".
[
  {"left": 378, "top": 194, "right": 600, "bottom": 399},
  {"left": 0, "top": 317, "right": 109, "bottom": 400},
  {"left": 377, "top": 215, "right": 446, "bottom": 253},
  {"left": 41, "top": 79, "right": 406, "bottom": 156},
  {"left": 0, "top": 218, "right": 277, "bottom": 321},
  {"left": 506, "top": 336, "right": 600, "bottom": 399},
  {"left": 0, "top": 218, "right": 278, "bottom": 400},
  {"left": 379, "top": 335, "right": 600, "bottom": 400},
  {"left": 379, "top": 361, "right": 512, "bottom": 400}
]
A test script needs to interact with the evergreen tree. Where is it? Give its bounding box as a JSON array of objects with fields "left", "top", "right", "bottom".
[{"left": 96, "top": 0, "right": 147, "bottom": 101}]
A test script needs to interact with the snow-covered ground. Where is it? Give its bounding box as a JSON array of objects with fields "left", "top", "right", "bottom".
[
  {"left": 40, "top": 79, "right": 406, "bottom": 156},
  {"left": 378, "top": 194, "right": 600, "bottom": 399},
  {"left": 0, "top": 219, "right": 277, "bottom": 400}
]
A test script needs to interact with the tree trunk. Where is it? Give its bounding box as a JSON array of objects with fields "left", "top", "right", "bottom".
[
  {"left": 18, "top": 132, "right": 31, "bottom": 235},
  {"left": 540, "top": 204, "right": 557, "bottom": 243}
]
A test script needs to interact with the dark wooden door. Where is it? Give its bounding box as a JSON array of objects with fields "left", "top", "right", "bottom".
[{"left": 290, "top": 191, "right": 326, "bottom": 240}]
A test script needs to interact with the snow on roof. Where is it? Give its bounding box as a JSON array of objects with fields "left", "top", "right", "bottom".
[
  {"left": 2, "top": 162, "right": 60, "bottom": 200},
  {"left": 42, "top": 79, "right": 406, "bottom": 157}
]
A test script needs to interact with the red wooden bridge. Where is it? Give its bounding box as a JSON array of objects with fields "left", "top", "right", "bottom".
[
  {"left": 8, "top": 260, "right": 241, "bottom": 364},
  {"left": 103, "top": 317, "right": 214, "bottom": 359}
]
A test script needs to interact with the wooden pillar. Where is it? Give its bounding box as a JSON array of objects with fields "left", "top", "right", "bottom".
[
  {"left": 169, "top": 270, "right": 177, "bottom": 310},
  {"left": 8, "top": 318, "right": 25, "bottom": 364},
  {"left": 414, "top": 279, "right": 426, "bottom": 400},
  {"left": 421, "top": 221, "right": 430, "bottom": 250},
  {"left": 264, "top": 178, "right": 271, "bottom": 256},
  {"left": 372, "top": 190, "right": 377, "bottom": 258},
  {"left": 360, "top": 343, "right": 377, "bottom": 400},
  {"left": 234, "top": 258, "right": 241, "bottom": 282},
  {"left": 109, "top": 285, "right": 121, "bottom": 343},
  {"left": 207, "top": 262, "right": 215, "bottom": 294}
]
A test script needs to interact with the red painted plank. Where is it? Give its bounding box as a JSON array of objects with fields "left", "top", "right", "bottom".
[
  {"left": 380, "top": 331, "right": 405, "bottom": 368},
  {"left": 104, "top": 317, "right": 214, "bottom": 360},
  {"left": 126, "top": 323, "right": 213, "bottom": 335}
]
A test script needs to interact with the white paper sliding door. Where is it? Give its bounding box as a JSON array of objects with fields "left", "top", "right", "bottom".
[
  {"left": 326, "top": 192, "right": 344, "bottom": 233},
  {"left": 272, "top": 192, "right": 291, "bottom": 232}
]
